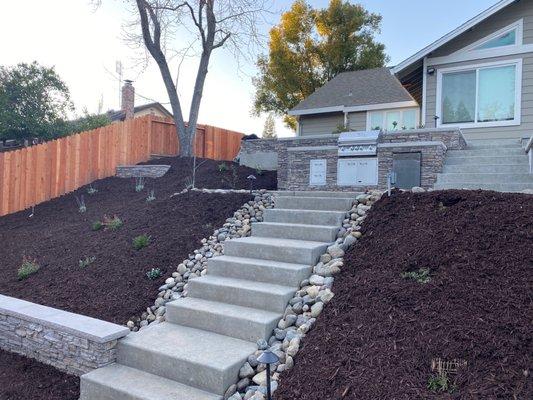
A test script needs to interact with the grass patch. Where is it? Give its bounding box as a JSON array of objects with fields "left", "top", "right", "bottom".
[
  {"left": 133, "top": 234, "right": 151, "bottom": 250},
  {"left": 18, "top": 256, "right": 40, "bottom": 280},
  {"left": 401, "top": 268, "right": 431, "bottom": 284}
]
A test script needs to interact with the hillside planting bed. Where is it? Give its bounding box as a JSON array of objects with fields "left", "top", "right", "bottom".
[
  {"left": 0, "top": 157, "right": 275, "bottom": 400},
  {"left": 276, "top": 189, "right": 532, "bottom": 400}
]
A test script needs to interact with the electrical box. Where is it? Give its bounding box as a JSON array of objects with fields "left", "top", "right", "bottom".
[
  {"left": 337, "top": 157, "right": 378, "bottom": 186},
  {"left": 392, "top": 152, "right": 421, "bottom": 189}
]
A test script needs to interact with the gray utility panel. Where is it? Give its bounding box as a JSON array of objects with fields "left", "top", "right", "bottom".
[{"left": 392, "top": 152, "right": 421, "bottom": 189}]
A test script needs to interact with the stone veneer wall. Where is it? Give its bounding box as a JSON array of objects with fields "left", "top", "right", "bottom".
[
  {"left": 240, "top": 128, "right": 466, "bottom": 191},
  {"left": 0, "top": 294, "right": 130, "bottom": 376}
]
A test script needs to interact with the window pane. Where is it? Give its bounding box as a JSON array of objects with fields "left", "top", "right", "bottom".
[
  {"left": 386, "top": 111, "right": 401, "bottom": 130},
  {"left": 478, "top": 65, "right": 516, "bottom": 122},
  {"left": 369, "top": 112, "right": 383, "bottom": 130},
  {"left": 402, "top": 109, "right": 417, "bottom": 129},
  {"left": 476, "top": 30, "right": 516, "bottom": 50},
  {"left": 442, "top": 70, "right": 476, "bottom": 124}
]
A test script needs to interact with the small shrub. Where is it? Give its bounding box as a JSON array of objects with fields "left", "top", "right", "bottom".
[
  {"left": 92, "top": 221, "right": 103, "bottom": 231},
  {"left": 79, "top": 256, "right": 96, "bottom": 268},
  {"left": 135, "top": 177, "right": 145, "bottom": 192},
  {"left": 218, "top": 162, "right": 228, "bottom": 172},
  {"left": 401, "top": 268, "right": 431, "bottom": 284},
  {"left": 255, "top": 166, "right": 264, "bottom": 176},
  {"left": 427, "top": 373, "right": 456, "bottom": 393},
  {"left": 18, "top": 256, "right": 40, "bottom": 280},
  {"left": 146, "top": 268, "right": 162, "bottom": 280},
  {"left": 87, "top": 185, "right": 98, "bottom": 195},
  {"left": 146, "top": 190, "right": 156, "bottom": 202},
  {"left": 102, "top": 215, "right": 123, "bottom": 231},
  {"left": 133, "top": 234, "right": 151, "bottom": 250},
  {"left": 75, "top": 195, "right": 86, "bottom": 213}
]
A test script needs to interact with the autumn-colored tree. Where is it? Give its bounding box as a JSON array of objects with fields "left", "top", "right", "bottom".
[
  {"left": 262, "top": 113, "right": 277, "bottom": 138},
  {"left": 253, "top": 0, "right": 388, "bottom": 130}
]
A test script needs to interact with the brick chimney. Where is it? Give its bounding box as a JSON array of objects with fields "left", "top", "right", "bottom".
[{"left": 121, "top": 80, "right": 135, "bottom": 120}]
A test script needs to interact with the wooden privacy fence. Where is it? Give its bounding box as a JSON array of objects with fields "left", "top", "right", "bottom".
[{"left": 0, "top": 115, "right": 244, "bottom": 216}]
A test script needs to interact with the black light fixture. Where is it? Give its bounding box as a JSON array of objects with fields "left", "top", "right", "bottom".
[
  {"left": 257, "top": 350, "right": 279, "bottom": 400},
  {"left": 247, "top": 174, "right": 257, "bottom": 194},
  {"left": 427, "top": 66, "right": 436, "bottom": 75}
]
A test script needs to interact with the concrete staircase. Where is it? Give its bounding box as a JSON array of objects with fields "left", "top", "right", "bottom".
[
  {"left": 434, "top": 138, "right": 533, "bottom": 192},
  {"left": 79, "top": 190, "right": 357, "bottom": 400}
]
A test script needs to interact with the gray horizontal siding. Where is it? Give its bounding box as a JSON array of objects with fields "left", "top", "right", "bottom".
[
  {"left": 299, "top": 113, "right": 344, "bottom": 136},
  {"left": 433, "top": 0, "right": 533, "bottom": 57},
  {"left": 425, "top": 53, "right": 533, "bottom": 140},
  {"left": 348, "top": 112, "right": 367, "bottom": 130}
]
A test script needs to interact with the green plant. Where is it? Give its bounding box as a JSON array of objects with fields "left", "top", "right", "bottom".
[
  {"left": 427, "top": 373, "right": 456, "bottom": 393},
  {"left": 135, "top": 177, "right": 145, "bottom": 192},
  {"left": 102, "top": 215, "right": 123, "bottom": 231},
  {"left": 255, "top": 165, "right": 264, "bottom": 176},
  {"left": 91, "top": 221, "right": 103, "bottom": 231},
  {"left": 401, "top": 268, "right": 431, "bottom": 284},
  {"left": 75, "top": 195, "right": 86, "bottom": 213},
  {"left": 146, "top": 268, "right": 162, "bottom": 280},
  {"left": 18, "top": 256, "right": 40, "bottom": 280},
  {"left": 146, "top": 190, "right": 156, "bottom": 202},
  {"left": 79, "top": 256, "right": 96, "bottom": 268},
  {"left": 333, "top": 123, "right": 350, "bottom": 134},
  {"left": 218, "top": 162, "right": 228, "bottom": 172},
  {"left": 87, "top": 184, "right": 98, "bottom": 195},
  {"left": 133, "top": 234, "right": 151, "bottom": 250}
]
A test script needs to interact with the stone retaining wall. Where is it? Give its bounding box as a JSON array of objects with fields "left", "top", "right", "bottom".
[{"left": 0, "top": 294, "right": 129, "bottom": 376}]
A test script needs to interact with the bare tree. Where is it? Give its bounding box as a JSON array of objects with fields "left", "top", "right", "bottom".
[{"left": 127, "top": 0, "right": 269, "bottom": 157}]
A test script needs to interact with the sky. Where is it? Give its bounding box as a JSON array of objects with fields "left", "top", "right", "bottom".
[{"left": 0, "top": 0, "right": 499, "bottom": 137}]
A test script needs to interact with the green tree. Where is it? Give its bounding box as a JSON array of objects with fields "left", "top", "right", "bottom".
[
  {"left": 0, "top": 62, "right": 73, "bottom": 141},
  {"left": 253, "top": 0, "right": 387, "bottom": 130},
  {"left": 262, "top": 113, "right": 277, "bottom": 138}
]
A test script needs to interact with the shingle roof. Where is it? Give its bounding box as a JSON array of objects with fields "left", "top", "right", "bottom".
[
  {"left": 107, "top": 102, "right": 173, "bottom": 122},
  {"left": 290, "top": 67, "right": 415, "bottom": 114}
]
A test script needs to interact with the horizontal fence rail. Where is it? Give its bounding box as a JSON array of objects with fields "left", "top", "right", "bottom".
[{"left": 0, "top": 115, "right": 244, "bottom": 216}]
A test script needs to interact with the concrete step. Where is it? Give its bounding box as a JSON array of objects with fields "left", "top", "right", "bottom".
[
  {"left": 224, "top": 236, "right": 328, "bottom": 265},
  {"left": 187, "top": 275, "right": 296, "bottom": 313},
  {"left": 166, "top": 297, "right": 280, "bottom": 342},
  {"left": 447, "top": 148, "right": 524, "bottom": 157},
  {"left": 264, "top": 208, "right": 346, "bottom": 226},
  {"left": 444, "top": 155, "right": 528, "bottom": 165},
  {"left": 274, "top": 195, "right": 353, "bottom": 211},
  {"left": 442, "top": 163, "right": 530, "bottom": 174},
  {"left": 436, "top": 173, "right": 533, "bottom": 184},
  {"left": 272, "top": 190, "right": 361, "bottom": 198},
  {"left": 252, "top": 221, "right": 338, "bottom": 242},
  {"left": 466, "top": 139, "right": 522, "bottom": 149},
  {"left": 433, "top": 182, "right": 533, "bottom": 192},
  {"left": 116, "top": 323, "right": 255, "bottom": 396},
  {"left": 208, "top": 256, "right": 312, "bottom": 287},
  {"left": 80, "top": 363, "right": 221, "bottom": 400}
]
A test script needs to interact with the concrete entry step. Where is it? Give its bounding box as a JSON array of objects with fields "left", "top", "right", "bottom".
[
  {"left": 264, "top": 208, "right": 346, "bottom": 226},
  {"left": 166, "top": 297, "right": 280, "bottom": 342},
  {"left": 444, "top": 155, "right": 528, "bottom": 165},
  {"left": 80, "top": 363, "right": 221, "bottom": 400},
  {"left": 252, "top": 221, "right": 338, "bottom": 242},
  {"left": 272, "top": 190, "right": 361, "bottom": 198},
  {"left": 224, "top": 236, "right": 329, "bottom": 265},
  {"left": 437, "top": 172, "right": 533, "bottom": 184},
  {"left": 443, "top": 164, "right": 530, "bottom": 174},
  {"left": 208, "top": 255, "right": 312, "bottom": 287},
  {"left": 274, "top": 195, "right": 354, "bottom": 211},
  {"left": 187, "top": 275, "right": 296, "bottom": 313},
  {"left": 447, "top": 147, "right": 524, "bottom": 157},
  {"left": 116, "top": 323, "right": 255, "bottom": 396},
  {"left": 466, "top": 139, "right": 522, "bottom": 149}
]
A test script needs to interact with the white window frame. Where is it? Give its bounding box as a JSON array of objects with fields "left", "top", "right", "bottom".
[
  {"left": 455, "top": 19, "right": 523, "bottom": 54},
  {"left": 366, "top": 107, "right": 420, "bottom": 131},
  {"left": 436, "top": 59, "right": 522, "bottom": 129}
]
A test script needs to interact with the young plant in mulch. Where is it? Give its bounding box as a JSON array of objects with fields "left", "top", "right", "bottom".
[
  {"left": 102, "top": 215, "right": 123, "bottom": 231},
  {"left": 401, "top": 268, "right": 431, "bottom": 284},
  {"left": 79, "top": 256, "right": 96, "bottom": 268},
  {"left": 134, "top": 177, "right": 145, "bottom": 192},
  {"left": 75, "top": 195, "right": 87, "bottom": 213},
  {"left": 86, "top": 184, "right": 98, "bottom": 195},
  {"left": 92, "top": 221, "right": 103, "bottom": 231},
  {"left": 427, "top": 372, "right": 456, "bottom": 394},
  {"left": 217, "top": 162, "right": 228, "bottom": 172},
  {"left": 18, "top": 256, "right": 40, "bottom": 280},
  {"left": 146, "top": 268, "right": 162, "bottom": 280},
  {"left": 146, "top": 189, "right": 156, "bottom": 202},
  {"left": 133, "top": 234, "right": 151, "bottom": 250},
  {"left": 255, "top": 165, "right": 264, "bottom": 176}
]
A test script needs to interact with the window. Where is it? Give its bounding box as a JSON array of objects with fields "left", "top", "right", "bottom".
[
  {"left": 474, "top": 29, "right": 516, "bottom": 50},
  {"left": 367, "top": 108, "right": 419, "bottom": 131},
  {"left": 438, "top": 60, "right": 521, "bottom": 128}
]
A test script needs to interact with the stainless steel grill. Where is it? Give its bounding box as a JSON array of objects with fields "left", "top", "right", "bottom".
[{"left": 338, "top": 130, "right": 380, "bottom": 157}]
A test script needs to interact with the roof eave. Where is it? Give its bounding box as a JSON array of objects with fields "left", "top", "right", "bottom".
[{"left": 289, "top": 100, "right": 419, "bottom": 116}]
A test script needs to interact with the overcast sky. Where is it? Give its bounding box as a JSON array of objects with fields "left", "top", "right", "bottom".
[{"left": 1, "top": 0, "right": 498, "bottom": 137}]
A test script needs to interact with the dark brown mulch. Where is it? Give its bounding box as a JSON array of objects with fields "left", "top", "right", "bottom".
[
  {"left": 0, "top": 350, "right": 79, "bottom": 400},
  {"left": 276, "top": 189, "right": 532, "bottom": 400},
  {"left": 0, "top": 157, "right": 275, "bottom": 324}
]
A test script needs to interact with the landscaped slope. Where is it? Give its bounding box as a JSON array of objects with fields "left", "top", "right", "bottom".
[{"left": 275, "top": 190, "right": 532, "bottom": 399}]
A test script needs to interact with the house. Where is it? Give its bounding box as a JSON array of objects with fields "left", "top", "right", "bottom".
[
  {"left": 240, "top": 0, "right": 533, "bottom": 192},
  {"left": 291, "top": 0, "right": 532, "bottom": 142},
  {"left": 107, "top": 80, "right": 173, "bottom": 122}
]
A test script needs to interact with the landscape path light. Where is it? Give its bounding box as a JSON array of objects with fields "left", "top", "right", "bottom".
[
  {"left": 247, "top": 174, "right": 257, "bottom": 194},
  {"left": 257, "top": 350, "right": 279, "bottom": 400}
]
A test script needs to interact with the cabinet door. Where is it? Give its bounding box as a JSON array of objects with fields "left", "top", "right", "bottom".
[
  {"left": 337, "top": 159, "right": 358, "bottom": 186},
  {"left": 355, "top": 158, "right": 378, "bottom": 185}
]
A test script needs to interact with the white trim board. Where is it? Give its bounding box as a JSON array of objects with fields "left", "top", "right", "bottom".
[
  {"left": 428, "top": 43, "right": 533, "bottom": 66},
  {"left": 451, "top": 19, "right": 523, "bottom": 55},
  {"left": 435, "top": 58, "right": 523, "bottom": 129},
  {"left": 392, "top": 0, "right": 517, "bottom": 74},
  {"left": 289, "top": 101, "right": 418, "bottom": 116}
]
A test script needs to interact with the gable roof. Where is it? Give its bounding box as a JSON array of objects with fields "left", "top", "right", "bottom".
[
  {"left": 392, "top": 0, "right": 517, "bottom": 74},
  {"left": 289, "top": 67, "right": 416, "bottom": 116},
  {"left": 107, "top": 102, "right": 173, "bottom": 122}
]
